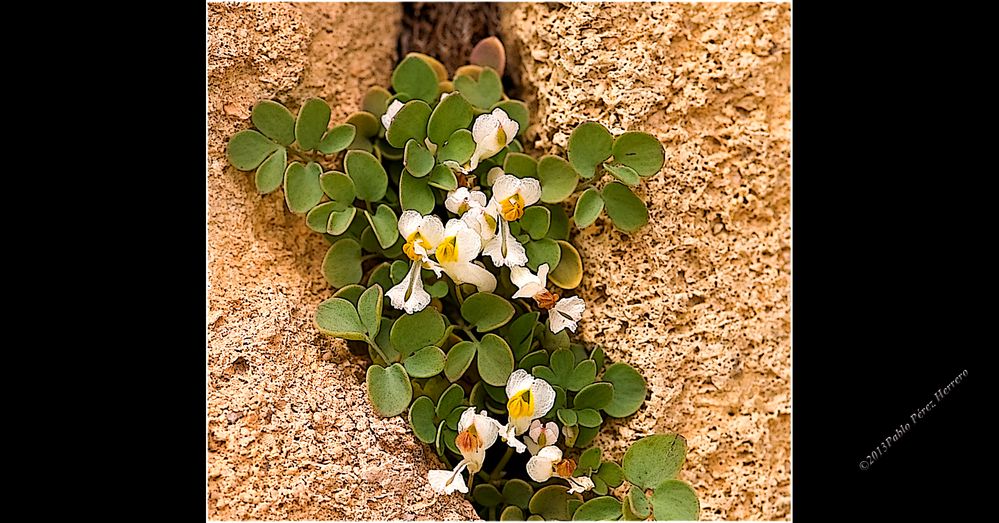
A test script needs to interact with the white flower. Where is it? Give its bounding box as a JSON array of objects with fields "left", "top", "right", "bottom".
[
  {"left": 526, "top": 445, "right": 595, "bottom": 495},
  {"left": 469, "top": 108, "right": 519, "bottom": 170},
  {"left": 503, "top": 369, "right": 555, "bottom": 438},
  {"left": 445, "top": 187, "right": 488, "bottom": 215},
  {"left": 387, "top": 211, "right": 444, "bottom": 314},
  {"left": 482, "top": 220, "right": 527, "bottom": 268},
  {"left": 436, "top": 219, "right": 497, "bottom": 293},
  {"left": 499, "top": 422, "right": 527, "bottom": 454},
  {"left": 525, "top": 420, "right": 559, "bottom": 456},
  {"left": 428, "top": 408, "right": 501, "bottom": 495},
  {"left": 548, "top": 296, "right": 585, "bottom": 334},
  {"left": 490, "top": 175, "right": 541, "bottom": 222},
  {"left": 381, "top": 100, "right": 404, "bottom": 131},
  {"left": 511, "top": 263, "right": 550, "bottom": 299}
]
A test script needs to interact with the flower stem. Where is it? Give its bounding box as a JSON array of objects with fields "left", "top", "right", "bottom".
[
  {"left": 490, "top": 447, "right": 515, "bottom": 481},
  {"left": 364, "top": 335, "right": 390, "bottom": 364},
  {"left": 452, "top": 279, "right": 465, "bottom": 307},
  {"left": 461, "top": 325, "right": 479, "bottom": 343}
]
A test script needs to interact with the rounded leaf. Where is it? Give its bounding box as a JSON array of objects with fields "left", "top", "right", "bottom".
[
  {"left": 602, "top": 182, "right": 649, "bottom": 233},
  {"left": 392, "top": 55, "right": 440, "bottom": 103},
  {"left": 566, "top": 359, "right": 597, "bottom": 392},
  {"left": 476, "top": 334, "right": 514, "bottom": 387},
  {"left": 604, "top": 162, "right": 640, "bottom": 186},
  {"left": 347, "top": 111, "right": 380, "bottom": 138},
  {"left": 453, "top": 67, "right": 502, "bottom": 108},
  {"left": 357, "top": 284, "right": 383, "bottom": 337},
  {"left": 520, "top": 206, "right": 551, "bottom": 241},
  {"left": 546, "top": 203, "right": 570, "bottom": 241},
  {"left": 320, "top": 171, "right": 356, "bottom": 208},
  {"left": 549, "top": 240, "right": 583, "bottom": 289},
  {"left": 556, "top": 408, "right": 577, "bottom": 427},
  {"left": 322, "top": 238, "right": 363, "bottom": 287},
  {"left": 363, "top": 86, "right": 392, "bottom": 117},
  {"left": 461, "top": 292, "right": 515, "bottom": 333},
  {"left": 364, "top": 205, "right": 399, "bottom": 250},
  {"left": 573, "top": 188, "right": 604, "bottom": 229},
  {"left": 525, "top": 238, "right": 561, "bottom": 272},
  {"left": 567, "top": 121, "right": 613, "bottom": 178},
  {"left": 626, "top": 486, "right": 651, "bottom": 519},
  {"left": 404, "top": 346, "right": 446, "bottom": 378},
  {"left": 284, "top": 161, "right": 324, "bottom": 214},
  {"left": 315, "top": 297, "right": 365, "bottom": 340},
  {"left": 391, "top": 307, "right": 446, "bottom": 357},
  {"left": 470, "top": 36, "right": 506, "bottom": 76},
  {"left": 252, "top": 100, "right": 296, "bottom": 146},
  {"left": 333, "top": 285, "right": 365, "bottom": 306},
  {"left": 613, "top": 132, "right": 665, "bottom": 177},
  {"left": 503, "top": 152, "right": 537, "bottom": 179},
  {"left": 436, "top": 383, "right": 466, "bottom": 417},
  {"left": 650, "top": 480, "right": 699, "bottom": 521},
  {"left": 428, "top": 92, "right": 473, "bottom": 145},
  {"left": 503, "top": 479, "right": 534, "bottom": 509},
  {"left": 437, "top": 129, "right": 475, "bottom": 165},
  {"left": 227, "top": 130, "right": 279, "bottom": 170},
  {"left": 602, "top": 362, "right": 648, "bottom": 418},
  {"left": 491, "top": 100, "right": 528, "bottom": 138},
  {"left": 572, "top": 496, "right": 622, "bottom": 521},
  {"left": 404, "top": 139, "right": 435, "bottom": 177},
  {"left": 444, "top": 340, "right": 477, "bottom": 382},
  {"left": 326, "top": 207, "right": 357, "bottom": 236},
  {"left": 307, "top": 202, "right": 339, "bottom": 233},
  {"left": 295, "top": 97, "right": 331, "bottom": 151},
  {"left": 366, "top": 363, "right": 413, "bottom": 417},
  {"left": 573, "top": 382, "right": 613, "bottom": 410},
  {"left": 317, "top": 124, "right": 356, "bottom": 154},
  {"left": 597, "top": 461, "right": 625, "bottom": 488},
  {"left": 537, "top": 155, "right": 578, "bottom": 203},
  {"left": 255, "top": 147, "right": 287, "bottom": 194},
  {"left": 622, "top": 434, "right": 688, "bottom": 490},
  {"left": 576, "top": 408, "right": 602, "bottom": 428},
  {"left": 529, "top": 485, "right": 571, "bottom": 521},
  {"left": 386, "top": 100, "right": 432, "bottom": 148},
  {"left": 428, "top": 164, "right": 458, "bottom": 191},
  {"left": 408, "top": 395, "right": 437, "bottom": 443},
  {"left": 501, "top": 506, "right": 525, "bottom": 521},
  {"left": 399, "top": 171, "right": 435, "bottom": 214},
  {"left": 345, "top": 150, "right": 388, "bottom": 202},
  {"left": 473, "top": 484, "right": 504, "bottom": 507}
]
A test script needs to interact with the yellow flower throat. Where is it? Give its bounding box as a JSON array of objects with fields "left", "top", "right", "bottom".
[
  {"left": 436, "top": 236, "right": 459, "bottom": 263},
  {"left": 507, "top": 388, "right": 534, "bottom": 419},
  {"left": 403, "top": 232, "right": 430, "bottom": 261},
  {"left": 500, "top": 194, "right": 525, "bottom": 221}
]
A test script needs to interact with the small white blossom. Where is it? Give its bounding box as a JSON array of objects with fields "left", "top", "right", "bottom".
[
  {"left": 469, "top": 108, "right": 519, "bottom": 170},
  {"left": 499, "top": 369, "right": 555, "bottom": 452},
  {"left": 525, "top": 420, "right": 559, "bottom": 456},
  {"left": 548, "top": 296, "right": 585, "bottom": 334},
  {"left": 526, "top": 445, "right": 595, "bottom": 495},
  {"left": 510, "top": 263, "right": 550, "bottom": 299},
  {"left": 381, "top": 100, "right": 404, "bottom": 131},
  {"left": 386, "top": 211, "right": 444, "bottom": 314},
  {"left": 428, "top": 408, "right": 502, "bottom": 495},
  {"left": 445, "top": 187, "right": 488, "bottom": 215},
  {"left": 436, "top": 219, "right": 497, "bottom": 293}
]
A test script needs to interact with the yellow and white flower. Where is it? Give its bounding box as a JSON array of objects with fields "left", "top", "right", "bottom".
[
  {"left": 469, "top": 108, "right": 519, "bottom": 171},
  {"left": 524, "top": 419, "right": 559, "bottom": 456},
  {"left": 482, "top": 175, "right": 540, "bottom": 268},
  {"left": 428, "top": 408, "right": 502, "bottom": 495},
  {"left": 510, "top": 263, "right": 550, "bottom": 299},
  {"left": 526, "top": 445, "right": 596, "bottom": 495},
  {"left": 460, "top": 205, "right": 498, "bottom": 245},
  {"left": 498, "top": 369, "right": 555, "bottom": 453},
  {"left": 436, "top": 219, "right": 497, "bottom": 293},
  {"left": 386, "top": 211, "right": 444, "bottom": 314},
  {"left": 381, "top": 99, "right": 404, "bottom": 131},
  {"left": 548, "top": 296, "right": 585, "bottom": 334},
  {"left": 445, "top": 187, "right": 488, "bottom": 215}
]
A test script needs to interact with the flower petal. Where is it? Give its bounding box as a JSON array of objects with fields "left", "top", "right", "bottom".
[
  {"left": 538, "top": 445, "right": 563, "bottom": 462},
  {"left": 530, "top": 377, "right": 556, "bottom": 419},
  {"left": 445, "top": 262, "right": 497, "bottom": 293},
  {"left": 528, "top": 419, "right": 543, "bottom": 441},
  {"left": 471, "top": 112, "right": 501, "bottom": 143},
  {"left": 474, "top": 410, "right": 501, "bottom": 449},
  {"left": 526, "top": 455, "right": 554, "bottom": 483},
  {"left": 555, "top": 296, "right": 585, "bottom": 320},
  {"left": 457, "top": 406, "right": 477, "bottom": 433},
  {"left": 397, "top": 209, "right": 423, "bottom": 239},
  {"left": 565, "top": 476, "right": 594, "bottom": 495},
  {"left": 518, "top": 177, "right": 542, "bottom": 206},
  {"left": 418, "top": 215, "right": 445, "bottom": 248},
  {"left": 455, "top": 226, "right": 483, "bottom": 262},
  {"left": 492, "top": 174, "right": 519, "bottom": 202},
  {"left": 386, "top": 266, "right": 431, "bottom": 314},
  {"left": 505, "top": 369, "right": 534, "bottom": 399},
  {"left": 445, "top": 188, "right": 471, "bottom": 214}
]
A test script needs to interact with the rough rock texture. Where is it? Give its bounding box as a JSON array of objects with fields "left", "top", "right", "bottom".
[
  {"left": 501, "top": 3, "right": 790, "bottom": 520},
  {"left": 206, "top": 3, "right": 477, "bottom": 519}
]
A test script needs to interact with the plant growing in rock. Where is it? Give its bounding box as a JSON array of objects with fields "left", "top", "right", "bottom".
[{"left": 226, "top": 37, "right": 698, "bottom": 521}]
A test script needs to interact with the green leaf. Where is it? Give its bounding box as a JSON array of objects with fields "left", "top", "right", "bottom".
[
  {"left": 592, "top": 476, "right": 609, "bottom": 496},
  {"left": 622, "top": 434, "right": 687, "bottom": 490},
  {"left": 549, "top": 240, "right": 583, "bottom": 290},
  {"left": 426, "top": 279, "right": 449, "bottom": 298},
  {"left": 650, "top": 480, "right": 699, "bottom": 521},
  {"left": 255, "top": 147, "right": 287, "bottom": 194},
  {"left": 573, "top": 382, "right": 613, "bottom": 410},
  {"left": 536, "top": 155, "right": 578, "bottom": 203},
  {"left": 491, "top": 100, "right": 528, "bottom": 137},
  {"left": 367, "top": 262, "right": 393, "bottom": 293},
  {"left": 604, "top": 162, "right": 640, "bottom": 186},
  {"left": 322, "top": 238, "right": 363, "bottom": 287},
  {"left": 461, "top": 292, "right": 515, "bottom": 332},
  {"left": 428, "top": 92, "right": 474, "bottom": 145},
  {"left": 567, "top": 121, "right": 613, "bottom": 178},
  {"left": 436, "top": 383, "right": 465, "bottom": 417},
  {"left": 357, "top": 284, "right": 383, "bottom": 337},
  {"left": 404, "top": 346, "right": 446, "bottom": 378},
  {"left": 363, "top": 86, "right": 392, "bottom": 117},
  {"left": 527, "top": 516, "right": 544, "bottom": 521},
  {"left": 444, "top": 340, "right": 477, "bottom": 382},
  {"left": 390, "top": 260, "right": 410, "bottom": 284},
  {"left": 566, "top": 359, "right": 597, "bottom": 391},
  {"left": 347, "top": 111, "right": 380, "bottom": 138},
  {"left": 613, "top": 131, "right": 665, "bottom": 177},
  {"left": 315, "top": 297, "right": 365, "bottom": 340},
  {"left": 597, "top": 461, "right": 625, "bottom": 488},
  {"left": 392, "top": 55, "right": 440, "bottom": 103},
  {"left": 317, "top": 124, "right": 356, "bottom": 154},
  {"left": 602, "top": 362, "right": 648, "bottom": 418},
  {"left": 504, "top": 152, "right": 537, "bottom": 179},
  {"left": 602, "top": 182, "right": 649, "bottom": 233},
  {"left": 574, "top": 425, "right": 599, "bottom": 448},
  {"left": 529, "top": 485, "right": 571, "bottom": 521},
  {"left": 227, "top": 130, "right": 280, "bottom": 170},
  {"left": 366, "top": 363, "right": 413, "bottom": 417},
  {"left": 364, "top": 205, "right": 399, "bottom": 249},
  {"left": 428, "top": 164, "right": 458, "bottom": 191},
  {"left": 503, "top": 479, "right": 534, "bottom": 509},
  {"left": 385, "top": 100, "right": 432, "bottom": 148},
  {"left": 391, "top": 307, "right": 446, "bottom": 357},
  {"left": 477, "top": 334, "right": 515, "bottom": 387},
  {"left": 295, "top": 97, "right": 331, "bottom": 151},
  {"left": 376, "top": 139, "right": 405, "bottom": 161},
  {"left": 556, "top": 408, "right": 577, "bottom": 426},
  {"left": 403, "top": 139, "right": 435, "bottom": 177},
  {"left": 519, "top": 350, "right": 548, "bottom": 371},
  {"left": 307, "top": 202, "right": 338, "bottom": 233},
  {"left": 572, "top": 496, "right": 622, "bottom": 521},
  {"left": 576, "top": 408, "right": 602, "bottom": 428},
  {"left": 399, "top": 171, "right": 435, "bottom": 214},
  {"left": 473, "top": 484, "right": 504, "bottom": 507},
  {"left": 319, "top": 171, "right": 355, "bottom": 209},
  {"left": 573, "top": 188, "right": 604, "bottom": 229},
  {"left": 437, "top": 129, "right": 475, "bottom": 165},
  {"left": 345, "top": 150, "right": 388, "bottom": 202},
  {"left": 332, "top": 286, "right": 365, "bottom": 307},
  {"left": 501, "top": 506, "right": 525, "bottom": 521},
  {"left": 252, "top": 100, "right": 296, "bottom": 146},
  {"left": 326, "top": 206, "right": 357, "bottom": 236},
  {"left": 540, "top": 327, "right": 570, "bottom": 351},
  {"left": 507, "top": 311, "right": 539, "bottom": 360},
  {"left": 408, "top": 395, "right": 438, "bottom": 443},
  {"left": 284, "top": 161, "right": 323, "bottom": 213},
  {"left": 525, "top": 238, "right": 561, "bottom": 272},
  {"left": 520, "top": 206, "right": 551, "bottom": 240},
  {"left": 546, "top": 203, "right": 570, "bottom": 241},
  {"left": 628, "top": 486, "right": 651, "bottom": 519},
  {"left": 454, "top": 67, "right": 503, "bottom": 108}
]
